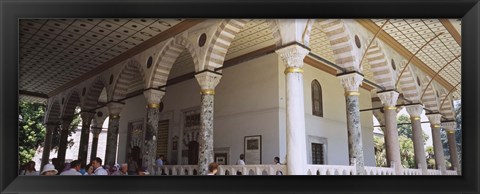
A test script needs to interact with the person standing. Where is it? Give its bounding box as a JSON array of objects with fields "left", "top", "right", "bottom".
[
  {"left": 274, "top": 156, "right": 283, "bottom": 175},
  {"left": 60, "top": 160, "right": 82, "bottom": 175},
  {"left": 20, "top": 161, "right": 39, "bottom": 175},
  {"left": 40, "top": 164, "right": 58, "bottom": 176},
  {"left": 155, "top": 155, "right": 165, "bottom": 175},
  {"left": 91, "top": 157, "right": 108, "bottom": 175},
  {"left": 207, "top": 162, "right": 219, "bottom": 175},
  {"left": 112, "top": 163, "right": 128, "bottom": 175},
  {"left": 236, "top": 154, "right": 245, "bottom": 175}
]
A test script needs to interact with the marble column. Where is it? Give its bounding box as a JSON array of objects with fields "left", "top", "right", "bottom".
[
  {"left": 89, "top": 126, "right": 102, "bottom": 161},
  {"left": 40, "top": 123, "right": 57, "bottom": 172},
  {"left": 377, "top": 91, "right": 402, "bottom": 175},
  {"left": 57, "top": 117, "right": 73, "bottom": 170},
  {"left": 405, "top": 104, "right": 427, "bottom": 175},
  {"left": 142, "top": 89, "right": 165, "bottom": 174},
  {"left": 443, "top": 121, "right": 460, "bottom": 174},
  {"left": 338, "top": 73, "right": 366, "bottom": 175},
  {"left": 78, "top": 112, "right": 94, "bottom": 165},
  {"left": 104, "top": 102, "right": 124, "bottom": 167},
  {"left": 426, "top": 113, "right": 446, "bottom": 174},
  {"left": 195, "top": 71, "right": 221, "bottom": 175},
  {"left": 195, "top": 71, "right": 222, "bottom": 175},
  {"left": 275, "top": 44, "right": 309, "bottom": 175}
]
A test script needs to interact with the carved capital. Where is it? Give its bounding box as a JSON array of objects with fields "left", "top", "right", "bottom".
[
  {"left": 275, "top": 44, "right": 310, "bottom": 68},
  {"left": 377, "top": 91, "right": 399, "bottom": 107},
  {"left": 405, "top": 104, "right": 423, "bottom": 117},
  {"left": 426, "top": 113, "right": 442, "bottom": 125},
  {"left": 195, "top": 71, "right": 222, "bottom": 91},
  {"left": 337, "top": 73, "right": 364, "bottom": 92},
  {"left": 441, "top": 122, "right": 456, "bottom": 131},
  {"left": 143, "top": 89, "right": 165, "bottom": 108},
  {"left": 80, "top": 112, "right": 95, "bottom": 125},
  {"left": 107, "top": 102, "right": 124, "bottom": 115}
]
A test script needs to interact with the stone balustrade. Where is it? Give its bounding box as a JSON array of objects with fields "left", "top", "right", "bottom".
[
  {"left": 307, "top": 164, "right": 356, "bottom": 175},
  {"left": 154, "top": 164, "right": 455, "bottom": 176},
  {"left": 364, "top": 166, "right": 395, "bottom": 175},
  {"left": 426, "top": 169, "right": 442, "bottom": 175}
]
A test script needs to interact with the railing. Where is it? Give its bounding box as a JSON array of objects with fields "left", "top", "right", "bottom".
[
  {"left": 445, "top": 170, "right": 458, "bottom": 175},
  {"left": 307, "top": 164, "right": 356, "bottom": 175},
  {"left": 218, "top": 165, "right": 286, "bottom": 175},
  {"left": 155, "top": 165, "right": 453, "bottom": 176},
  {"left": 426, "top": 169, "right": 442, "bottom": 175},
  {"left": 402, "top": 168, "right": 422, "bottom": 175},
  {"left": 364, "top": 166, "right": 395, "bottom": 175},
  {"left": 157, "top": 165, "right": 199, "bottom": 175}
]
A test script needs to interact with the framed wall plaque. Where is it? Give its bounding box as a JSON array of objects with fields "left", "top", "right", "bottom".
[{"left": 244, "top": 135, "right": 262, "bottom": 164}]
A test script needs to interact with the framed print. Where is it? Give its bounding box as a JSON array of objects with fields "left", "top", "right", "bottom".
[
  {"left": 244, "top": 135, "right": 262, "bottom": 164},
  {"left": 2, "top": 1, "right": 480, "bottom": 194}
]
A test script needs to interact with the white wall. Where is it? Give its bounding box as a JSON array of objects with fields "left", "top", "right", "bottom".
[{"left": 117, "top": 94, "right": 147, "bottom": 164}]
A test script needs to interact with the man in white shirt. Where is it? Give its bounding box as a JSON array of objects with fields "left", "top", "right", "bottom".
[
  {"left": 155, "top": 155, "right": 164, "bottom": 175},
  {"left": 91, "top": 157, "right": 108, "bottom": 175},
  {"left": 236, "top": 154, "right": 245, "bottom": 175},
  {"left": 60, "top": 160, "right": 82, "bottom": 175}
]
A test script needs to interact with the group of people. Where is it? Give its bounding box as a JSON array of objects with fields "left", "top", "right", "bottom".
[
  {"left": 20, "top": 154, "right": 282, "bottom": 176},
  {"left": 20, "top": 157, "right": 146, "bottom": 176}
]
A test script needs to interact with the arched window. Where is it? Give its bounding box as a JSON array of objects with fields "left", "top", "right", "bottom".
[{"left": 311, "top": 80, "right": 323, "bottom": 117}]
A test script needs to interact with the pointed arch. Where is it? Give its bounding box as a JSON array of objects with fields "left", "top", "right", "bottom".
[
  {"left": 317, "top": 19, "right": 361, "bottom": 72},
  {"left": 365, "top": 41, "right": 397, "bottom": 90},
  {"left": 203, "top": 19, "right": 251, "bottom": 71},
  {"left": 61, "top": 90, "right": 81, "bottom": 119},
  {"left": 148, "top": 36, "right": 199, "bottom": 88},
  {"left": 439, "top": 94, "right": 455, "bottom": 120},
  {"left": 311, "top": 79, "right": 323, "bottom": 117},
  {"left": 397, "top": 64, "right": 422, "bottom": 102},
  {"left": 420, "top": 78, "right": 440, "bottom": 113},
  {"left": 111, "top": 59, "right": 145, "bottom": 101},
  {"left": 45, "top": 100, "right": 61, "bottom": 124},
  {"left": 83, "top": 76, "right": 108, "bottom": 111}
]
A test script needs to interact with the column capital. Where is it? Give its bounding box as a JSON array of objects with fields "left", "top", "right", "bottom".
[
  {"left": 441, "top": 122, "right": 456, "bottom": 131},
  {"left": 377, "top": 90, "right": 399, "bottom": 107},
  {"left": 195, "top": 71, "right": 222, "bottom": 92},
  {"left": 337, "top": 73, "right": 364, "bottom": 93},
  {"left": 80, "top": 111, "right": 95, "bottom": 122},
  {"left": 107, "top": 101, "right": 124, "bottom": 116},
  {"left": 426, "top": 113, "right": 442, "bottom": 126},
  {"left": 405, "top": 104, "right": 424, "bottom": 117},
  {"left": 143, "top": 89, "right": 165, "bottom": 108},
  {"left": 275, "top": 44, "right": 310, "bottom": 68}
]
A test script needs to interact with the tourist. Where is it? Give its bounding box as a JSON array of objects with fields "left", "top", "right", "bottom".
[
  {"left": 207, "top": 162, "right": 219, "bottom": 175},
  {"left": 20, "top": 161, "right": 39, "bottom": 175},
  {"left": 112, "top": 163, "right": 128, "bottom": 175},
  {"left": 60, "top": 160, "right": 82, "bottom": 175},
  {"left": 40, "top": 164, "right": 58, "bottom": 176},
  {"left": 274, "top": 156, "right": 283, "bottom": 175},
  {"left": 155, "top": 155, "right": 164, "bottom": 175},
  {"left": 236, "top": 154, "right": 245, "bottom": 175},
  {"left": 84, "top": 164, "right": 94, "bottom": 175},
  {"left": 91, "top": 157, "right": 108, "bottom": 175}
]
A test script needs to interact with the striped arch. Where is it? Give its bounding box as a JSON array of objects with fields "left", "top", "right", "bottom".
[
  {"left": 317, "top": 19, "right": 361, "bottom": 72},
  {"left": 111, "top": 59, "right": 145, "bottom": 101},
  {"left": 421, "top": 79, "right": 440, "bottom": 113},
  {"left": 148, "top": 36, "right": 198, "bottom": 88},
  {"left": 397, "top": 64, "right": 422, "bottom": 102},
  {"left": 267, "top": 19, "right": 316, "bottom": 48},
  {"left": 45, "top": 100, "right": 61, "bottom": 124},
  {"left": 439, "top": 94, "right": 455, "bottom": 120},
  {"left": 83, "top": 76, "right": 108, "bottom": 111},
  {"left": 61, "top": 90, "right": 81, "bottom": 120},
  {"left": 203, "top": 19, "right": 250, "bottom": 71},
  {"left": 365, "top": 41, "right": 397, "bottom": 90}
]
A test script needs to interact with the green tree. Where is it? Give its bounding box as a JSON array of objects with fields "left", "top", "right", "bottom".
[
  {"left": 425, "top": 146, "right": 435, "bottom": 169},
  {"left": 397, "top": 114, "right": 429, "bottom": 142},
  {"left": 373, "top": 135, "right": 387, "bottom": 167},
  {"left": 18, "top": 101, "right": 46, "bottom": 165},
  {"left": 19, "top": 101, "right": 81, "bottom": 168}
]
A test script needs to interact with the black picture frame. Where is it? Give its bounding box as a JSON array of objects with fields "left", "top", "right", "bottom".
[{"left": 1, "top": 0, "right": 479, "bottom": 193}]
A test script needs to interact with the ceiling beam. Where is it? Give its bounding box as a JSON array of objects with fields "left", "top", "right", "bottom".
[
  {"left": 48, "top": 19, "right": 206, "bottom": 97},
  {"left": 439, "top": 19, "right": 461, "bottom": 46},
  {"left": 357, "top": 19, "right": 456, "bottom": 92},
  {"left": 19, "top": 90, "right": 49, "bottom": 99}
]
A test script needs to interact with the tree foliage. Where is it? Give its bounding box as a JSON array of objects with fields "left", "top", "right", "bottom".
[
  {"left": 19, "top": 100, "right": 81, "bottom": 167},
  {"left": 373, "top": 135, "right": 387, "bottom": 167},
  {"left": 18, "top": 101, "right": 46, "bottom": 165}
]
